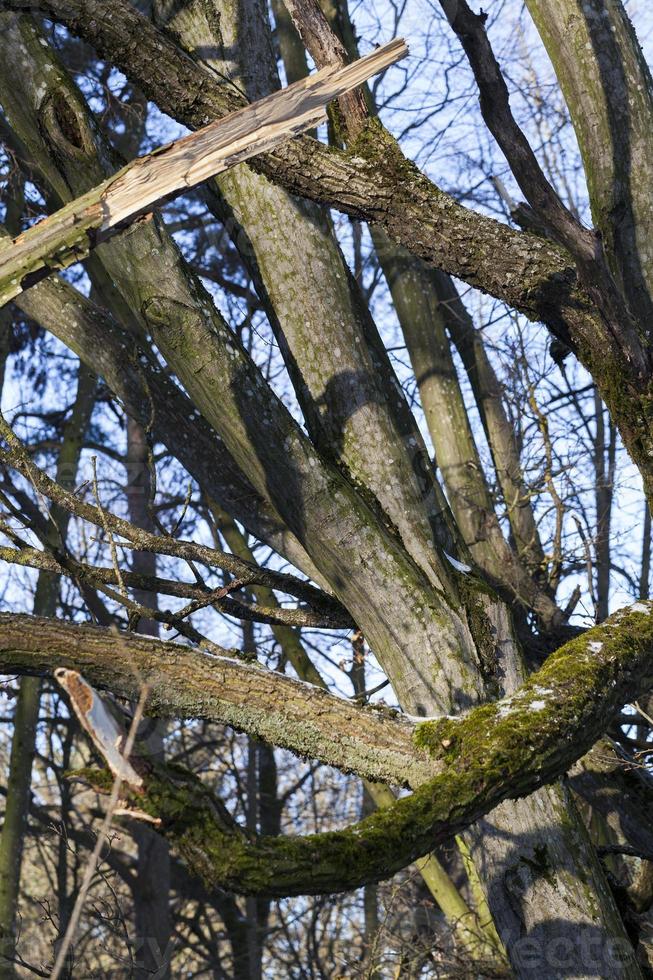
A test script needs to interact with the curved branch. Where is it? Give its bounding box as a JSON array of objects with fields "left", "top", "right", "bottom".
[
  {"left": 4, "top": 603, "right": 653, "bottom": 895},
  {"left": 127, "top": 600, "right": 653, "bottom": 896}
]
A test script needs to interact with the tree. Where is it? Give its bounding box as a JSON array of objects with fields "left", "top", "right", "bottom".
[{"left": 0, "top": 0, "right": 652, "bottom": 975}]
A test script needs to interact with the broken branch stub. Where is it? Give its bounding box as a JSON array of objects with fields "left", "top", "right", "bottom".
[{"left": 55, "top": 668, "right": 143, "bottom": 789}]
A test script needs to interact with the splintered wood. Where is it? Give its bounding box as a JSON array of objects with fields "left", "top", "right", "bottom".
[
  {"left": 55, "top": 668, "right": 143, "bottom": 789},
  {"left": 0, "top": 38, "right": 407, "bottom": 307}
]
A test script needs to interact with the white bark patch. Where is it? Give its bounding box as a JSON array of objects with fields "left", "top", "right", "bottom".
[{"left": 443, "top": 551, "right": 472, "bottom": 574}]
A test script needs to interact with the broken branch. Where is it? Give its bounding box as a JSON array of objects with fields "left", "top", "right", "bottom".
[{"left": 0, "top": 38, "right": 407, "bottom": 306}]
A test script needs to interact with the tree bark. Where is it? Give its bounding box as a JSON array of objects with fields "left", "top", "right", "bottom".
[
  {"left": 525, "top": 0, "right": 653, "bottom": 328},
  {"left": 0, "top": 33, "right": 405, "bottom": 305},
  {"left": 11, "top": 599, "right": 649, "bottom": 911},
  {"left": 125, "top": 417, "right": 172, "bottom": 980},
  {"left": 274, "top": 1, "right": 637, "bottom": 972}
]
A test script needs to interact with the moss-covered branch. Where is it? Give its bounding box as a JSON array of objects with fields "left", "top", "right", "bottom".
[{"left": 58, "top": 602, "right": 653, "bottom": 896}]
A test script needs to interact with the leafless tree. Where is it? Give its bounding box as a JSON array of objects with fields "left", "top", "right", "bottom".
[{"left": 0, "top": 0, "right": 652, "bottom": 976}]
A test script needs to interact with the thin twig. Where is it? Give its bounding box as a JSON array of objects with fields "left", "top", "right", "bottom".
[{"left": 49, "top": 682, "right": 149, "bottom": 980}]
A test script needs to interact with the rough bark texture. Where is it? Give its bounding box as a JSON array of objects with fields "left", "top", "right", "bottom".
[
  {"left": 8, "top": 0, "right": 653, "bottom": 509},
  {"left": 0, "top": 1, "right": 652, "bottom": 975},
  {"left": 0, "top": 33, "right": 405, "bottom": 304},
  {"left": 0, "top": 613, "right": 433, "bottom": 788},
  {"left": 525, "top": 0, "right": 653, "bottom": 326},
  {"left": 13, "top": 599, "right": 648, "bottom": 919}
]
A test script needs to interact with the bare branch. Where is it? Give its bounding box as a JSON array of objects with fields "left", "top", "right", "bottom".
[
  {"left": 0, "top": 416, "right": 350, "bottom": 619},
  {"left": 0, "top": 546, "right": 351, "bottom": 628},
  {"left": 438, "top": 0, "right": 593, "bottom": 258},
  {"left": 0, "top": 612, "right": 432, "bottom": 790}
]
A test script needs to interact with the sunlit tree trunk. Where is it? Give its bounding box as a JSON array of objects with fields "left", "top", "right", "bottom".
[
  {"left": 2, "top": 0, "right": 653, "bottom": 975},
  {"left": 266, "top": 1, "right": 638, "bottom": 974}
]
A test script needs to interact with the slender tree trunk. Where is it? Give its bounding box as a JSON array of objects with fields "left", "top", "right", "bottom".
[
  {"left": 125, "top": 417, "right": 172, "bottom": 980},
  {"left": 594, "top": 391, "right": 614, "bottom": 622},
  {"left": 245, "top": 737, "right": 263, "bottom": 980},
  {"left": 361, "top": 786, "right": 379, "bottom": 961},
  {"left": 0, "top": 359, "right": 95, "bottom": 977},
  {"left": 0, "top": 682, "right": 40, "bottom": 979},
  {"left": 640, "top": 502, "right": 651, "bottom": 601}
]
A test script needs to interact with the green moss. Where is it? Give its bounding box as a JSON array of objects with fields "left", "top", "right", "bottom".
[
  {"left": 66, "top": 605, "right": 653, "bottom": 898},
  {"left": 65, "top": 766, "right": 115, "bottom": 793},
  {"left": 414, "top": 602, "right": 653, "bottom": 775},
  {"left": 347, "top": 118, "right": 421, "bottom": 186}
]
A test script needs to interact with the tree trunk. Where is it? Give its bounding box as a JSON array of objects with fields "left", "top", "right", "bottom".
[
  {"left": 125, "top": 417, "right": 172, "bottom": 980},
  {"left": 0, "top": 360, "right": 95, "bottom": 976}
]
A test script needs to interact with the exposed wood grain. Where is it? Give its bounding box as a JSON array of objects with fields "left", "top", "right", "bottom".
[
  {"left": 0, "top": 37, "right": 407, "bottom": 307},
  {"left": 55, "top": 668, "right": 143, "bottom": 787}
]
